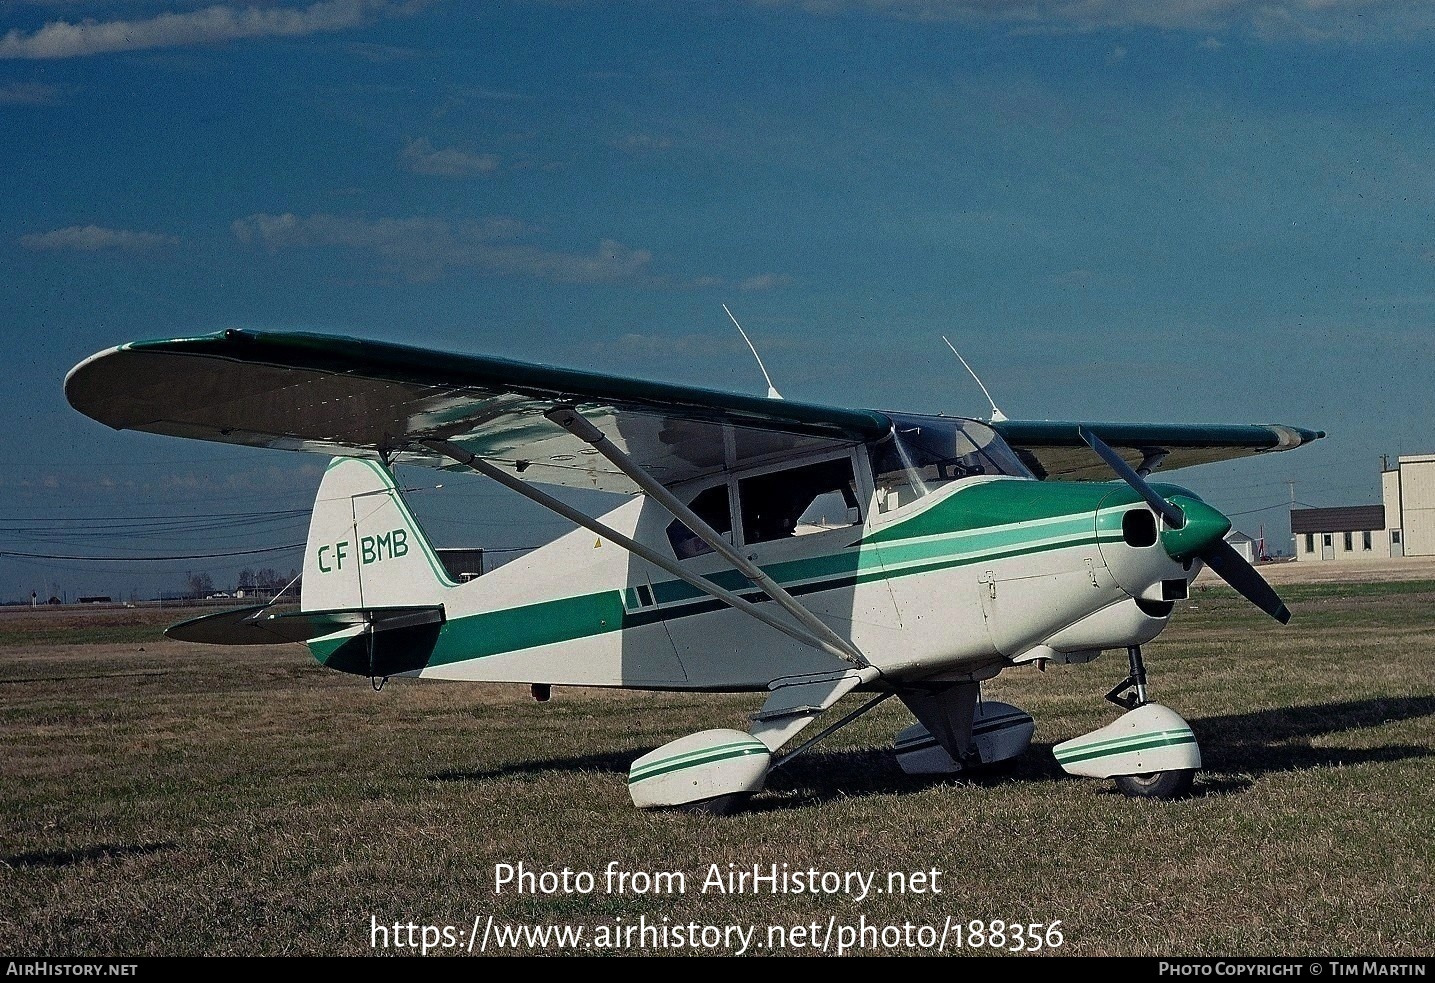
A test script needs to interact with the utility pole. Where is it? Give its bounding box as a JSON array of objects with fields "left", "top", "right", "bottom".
[{"left": 1287, "top": 481, "right": 1297, "bottom": 557}]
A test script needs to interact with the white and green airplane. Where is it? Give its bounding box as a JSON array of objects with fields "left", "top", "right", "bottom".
[{"left": 66, "top": 330, "right": 1323, "bottom": 812}]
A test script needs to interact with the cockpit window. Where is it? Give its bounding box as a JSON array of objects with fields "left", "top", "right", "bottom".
[
  {"left": 740, "top": 456, "right": 861, "bottom": 545},
  {"left": 870, "top": 415, "right": 1032, "bottom": 513},
  {"left": 667, "top": 484, "right": 733, "bottom": 559}
]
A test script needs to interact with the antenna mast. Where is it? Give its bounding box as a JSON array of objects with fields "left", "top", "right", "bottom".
[
  {"left": 724, "top": 304, "right": 782, "bottom": 399},
  {"left": 942, "top": 336, "right": 1007, "bottom": 422}
]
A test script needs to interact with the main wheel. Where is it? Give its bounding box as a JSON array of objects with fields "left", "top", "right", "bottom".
[{"left": 1114, "top": 768, "right": 1195, "bottom": 800}]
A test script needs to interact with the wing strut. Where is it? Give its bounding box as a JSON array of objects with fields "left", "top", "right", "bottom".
[
  {"left": 541, "top": 406, "right": 870, "bottom": 668},
  {"left": 419, "top": 438, "right": 865, "bottom": 667}
]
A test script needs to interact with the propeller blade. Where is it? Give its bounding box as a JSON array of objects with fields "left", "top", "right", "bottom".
[
  {"left": 1199, "top": 539, "right": 1291, "bottom": 624},
  {"left": 1078, "top": 427, "right": 1186, "bottom": 529},
  {"left": 1079, "top": 426, "right": 1290, "bottom": 624}
]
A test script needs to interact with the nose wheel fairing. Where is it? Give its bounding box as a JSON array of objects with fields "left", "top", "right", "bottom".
[
  {"left": 1053, "top": 701, "right": 1200, "bottom": 782},
  {"left": 1054, "top": 644, "right": 1201, "bottom": 797}
]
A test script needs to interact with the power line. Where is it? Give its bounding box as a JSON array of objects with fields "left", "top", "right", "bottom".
[
  {"left": 0, "top": 521, "right": 310, "bottom": 543},
  {"left": 1226, "top": 499, "right": 1327, "bottom": 518},
  {"left": 1226, "top": 501, "right": 1296, "bottom": 518},
  {"left": 0, "top": 543, "right": 304, "bottom": 562},
  {"left": 0, "top": 509, "right": 310, "bottom": 523},
  {"left": 0, "top": 456, "right": 277, "bottom": 468}
]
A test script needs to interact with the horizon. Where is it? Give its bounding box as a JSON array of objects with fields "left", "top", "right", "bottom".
[{"left": 4, "top": 1, "right": 1433, "bottom": 600}]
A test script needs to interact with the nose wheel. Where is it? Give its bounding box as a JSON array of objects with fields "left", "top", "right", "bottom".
[
  {"left": 1053, "top": 645, "right": 1201, "bottom": 800},
  {"left": 1114, "top": 767, "right": 1194, "bottom": 799}
]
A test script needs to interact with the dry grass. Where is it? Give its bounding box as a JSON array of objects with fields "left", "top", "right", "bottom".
[{"left": 0, "top": 583, "right": 1431, "bottom": 957}]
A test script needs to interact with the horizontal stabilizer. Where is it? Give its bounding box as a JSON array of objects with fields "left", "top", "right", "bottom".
[{"left": 165, "top": 604, "right": 444, "bottom": 646}]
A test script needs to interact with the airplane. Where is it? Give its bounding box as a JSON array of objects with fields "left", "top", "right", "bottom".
[{"left": 64, "top": 328, "right": 1324, "bottom": 813}]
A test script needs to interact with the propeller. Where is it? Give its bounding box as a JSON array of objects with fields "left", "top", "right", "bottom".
[
  {"left": 1080, "top": 427, "right": 1291, "bottom": 625},
  {"left": 1079, "top": 426, "right": 1186, "bottom": 530},
  {"left": 1198, "top": 537, "right": 1291, "bottom": 624}
]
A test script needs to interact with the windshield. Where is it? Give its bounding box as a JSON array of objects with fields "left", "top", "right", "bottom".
[{"left": 870, "top": 414, "right": 1032, "bottom": 514}]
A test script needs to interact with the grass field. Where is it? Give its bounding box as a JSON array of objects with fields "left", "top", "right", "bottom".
[{"left": 1, "top": 576, "right": 1432, "bottom": 957}]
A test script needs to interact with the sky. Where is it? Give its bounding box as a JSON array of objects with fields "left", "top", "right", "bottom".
[{"left": 2, "top": 0, "right": 1433, "bottom": 603}]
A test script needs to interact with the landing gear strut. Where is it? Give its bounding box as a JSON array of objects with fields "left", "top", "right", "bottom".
[{"left": 1105, "top": 645, "right": 1150, "bottom": 711}]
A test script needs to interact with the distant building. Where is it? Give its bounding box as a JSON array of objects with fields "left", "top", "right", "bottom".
[
  {"left": 1291, "top": 506, "right": 1387, "bottom": 561},
  {"left": 1291, "top": 453, "right": 1435, "bottom": 561},
  {"left": 1225, "top": 530, "right": 1258, "bottom": 564},
  {"left": 1385, "top": 453, "right": 1435, "bottom": 557}
]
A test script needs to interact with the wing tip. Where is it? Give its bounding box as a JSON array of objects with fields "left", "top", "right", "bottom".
[{"left": 1261, "top": 424, "right": 1326, "bottom": 451}]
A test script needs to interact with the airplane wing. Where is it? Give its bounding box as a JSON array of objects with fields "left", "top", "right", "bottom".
[
  {"left": 64, "top": 329, "right": 891, "bottom": 494},
  {"left": 991, "top": 419, "right": 1324, "bottom": 481},
  {"left": 66, "top": 330, "right": 1322, "bottom": 492}
]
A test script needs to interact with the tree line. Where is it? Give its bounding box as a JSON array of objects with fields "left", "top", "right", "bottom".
[{"left": 183, "top": 567, "right": 298, "bottom": 600}]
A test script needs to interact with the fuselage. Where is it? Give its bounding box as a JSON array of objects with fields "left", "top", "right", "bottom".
[{"left": 305, "top": 417, "right": 1226, "bottom": 692}]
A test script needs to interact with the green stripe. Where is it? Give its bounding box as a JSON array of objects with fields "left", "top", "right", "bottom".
[
  {"left": 629, "top": 741, "right": 768, "bottom": 785},
  {"left": 429, "top": 591, "right": 625, "bottom": 666},
  {"left": 874, "top": 522, "right": 1111, "bottom": 573},
  {"left": 633, "top": 481, "right": 1152, "bottom": 627},
  {"left": 326, "top": 481, "right": 1136, "bottom": 670},
  {"left": 650, "top": 547, "right": 876, "bottom": 605},
  {"left": 307, "top": 626, "right": 365, "bottom": 665},
  {"left": 973, "top": 712, "right": 1031, "bottom": 734},
  {"left": 862, "top": 481, "right": 1120, "bottom": 544},
  {"left": 1055, "top": 729, "right": 1196, "bottom": 764},
  {"left": 1058, "top": 727, "right": 1194, "bottom": 756},
  {"left": 862, "top": 477, "right": 1202, "bottom": 546},
  {"left": 310, "top": 590, "right": 629, "bottom": 667},
  {"left": 647, "top": 487, "right": 1115, "bottom": 607},
  {"left": 649, "top": 515, "right": 1112, "bottom": 610},
  {"left": 628, "top": 531, "right": 1116, "bottom": 628},
  {"left": 894, "top": 735, "right": 940, "bottom": 753},
  {"left": 357, "top": 527, "right": 1115, "bottom": 668},
  {"left": 896, "top": 714, "right": 1031, "bottom": 754}
]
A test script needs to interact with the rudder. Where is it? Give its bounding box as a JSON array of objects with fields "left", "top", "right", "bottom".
[{"left": 302, "top": 457, "right": 455, "bottom": 612}]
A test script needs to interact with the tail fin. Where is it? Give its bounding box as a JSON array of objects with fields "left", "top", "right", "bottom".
[{"left": 302, "top": 457, "right": 455, "bottom": 611}]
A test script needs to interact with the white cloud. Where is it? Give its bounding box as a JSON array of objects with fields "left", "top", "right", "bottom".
[
  {"left": 348, "top": 40, "right": 419, "bottom": 62},
  {"left": 400, "top": 137, "right": 500, "bottom": 177},
  {"left": 232, "top": 212, "right": 654, "bottom": 284},
  {"left": 758, "top": 1, "right": 1435, "bottom": 42},
  {"left": 0, "top": 82, "right": 59, "bottom": 104},
  {"left": 611, "top": 133, "right": 675, "bottom": 152},
  {"left": 0, "top": 0, "right": 413, "bottom": 60},
  {"left": 481, "top": 238, "right": 653, "bottom": 283},
  {"left": 20, "top": 225, "right": 178, "bottom": 251},
  {"left": 738, "top": 273, "right": 794, "bottom": 292}
]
